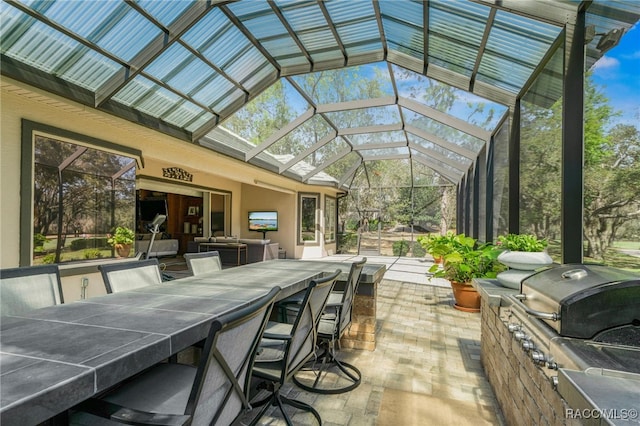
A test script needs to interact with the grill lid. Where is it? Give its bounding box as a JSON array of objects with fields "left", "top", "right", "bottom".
[{"left": 518, "top": 264, "right": 640, "bottom": 338}]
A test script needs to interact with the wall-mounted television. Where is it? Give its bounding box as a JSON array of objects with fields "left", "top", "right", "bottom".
[
  {"left": 248, "top": 211, "right": 278, "bottom": 237},
  {"left": 138, "top": 199, "right": 168, "bottom": 222}
]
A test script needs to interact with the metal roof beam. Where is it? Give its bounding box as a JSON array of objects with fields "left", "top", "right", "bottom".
[
  {"left": 267, "top": 0, "right": 314, "bottom": 69},
  {"left": 399, "top": 96, "right": 491, "bottom": 140},
  {"left": 279, "top": 130, "right": 337, "bottom": 173},
  {"left": 95, "top": 1, "right": 226, "bottom": 106},
  {"left": 412, "top": 156, "right": 461, "bottom": 184},
  {"left": 470, "top": 0, "right": 576, "bottom": 26},
  {"left": 405, "top": 124, "right": 478, "bottom": 160},
  {"left": 220, "top": 5, "right": 282, "bottom": 74},
  {"left": 316, "top": 96, "right": 396, "bottom": 113},
  {"left": 303, "top": 146, "right": 353, "bottom": 181},
  {"left": 408, "top": 143, "right": 471, "bottom": 172},
  {"left": 338, "top": 123, "right": 403, "bottom": 136},
  {"left": 587, "top": 2, "right": 640, "bottom": 24},
  {"left": 361, "top": 153, "right": 409, "bottom": 161},
  {"left": 338, "top": 161, "right": 363, "bottom": 188},
  {"left": 245, "top": 108, "right": 315, "bottom": 161},
  {"left": 470, "top": 8, "right": 496, "bottom": 92},
  {"left": 318, "top": 0, "right": 348, "bottom": 66},
  {"left": 353, "top": 141, "right": 407, "bottom": 151}
]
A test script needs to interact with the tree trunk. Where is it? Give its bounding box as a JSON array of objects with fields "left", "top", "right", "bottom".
[{"left": 440, "top": 186, "right": 454, "bottom": 233}]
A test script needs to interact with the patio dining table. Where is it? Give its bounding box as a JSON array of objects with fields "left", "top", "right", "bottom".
[{"left": 0, "top": 259, "right": 382, "bottom": 426}]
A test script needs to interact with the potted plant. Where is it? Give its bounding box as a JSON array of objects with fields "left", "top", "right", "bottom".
[
  {"left": 428, "top": 234, "right": 505, "bottom": 312},
  {"left": 495, "top": 234, "right": 553, "bottom": 289},
  {"left": 497, "top": 233, "right": 548, "bottom": 252},
  {"left": 417, "top": 232, "right": 457, "bottom": 264},
  {"left": 107, "top": 226, "right": 136, "bottom": 258}
]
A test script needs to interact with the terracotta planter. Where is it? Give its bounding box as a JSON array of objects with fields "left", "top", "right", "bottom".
[
  {"left": 450, "top": 281, "right": 481, "bottom": 313},
  {"left": 115, "top": 243, "right": 132, "bottom": 258},
  {"left": 433, "top": 255, "right": 443, "bottom": 264}
]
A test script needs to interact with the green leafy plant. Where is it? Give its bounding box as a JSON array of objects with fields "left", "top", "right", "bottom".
[
  {"left": 107, "top": 226, "right": 135, "bottom": 247},
  {"left": 33, "top": 233, "right": 47, "bottom": 248},
  {"left": 83, "top": 248, "right": 103, "bottom": 259},
  {"left": 497, "top": 234, "right": 548, "bottom": 252},
  {"left": 428, "top": 234, "right": 505, "bottom": 284},
  {"left": 41, "top": 253, "right": 57, "bottom": 264},
  {"left": 417, "top": 232, "right": 458, "bottom": 259}
]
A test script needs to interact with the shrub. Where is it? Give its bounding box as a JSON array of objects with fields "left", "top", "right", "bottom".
[
  {"left": 345, "top": 218, "right": 360, "bottom": 232},
  {"left": 411, "top": 241, "right": 426, "bottom": 257},
  {"left": 393, "top": 240, "right": 410, "bottom": 256},
  {"left": 338, "top": 232, "right": 358, "bottom": 252},
  {"left": 34, "top": 233, "right": 47, "bottom": 248},
  {"left": 41, "top": 253, "right": 57, "bottom": 264},
  {"left": 70, "top": 237, "right": 109, "bottom": 251},
  {"left": 83, "top": 249, "right": 103, "bottom": 259}
]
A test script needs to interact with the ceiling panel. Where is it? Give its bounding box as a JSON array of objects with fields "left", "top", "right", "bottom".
[{"left": 2, "top": 0, "right": 638, "bottom": 191}]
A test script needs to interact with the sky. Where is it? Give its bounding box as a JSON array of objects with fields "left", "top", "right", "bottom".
[{"left": 591, "top": 23, "right": 640, "bottom": 127}]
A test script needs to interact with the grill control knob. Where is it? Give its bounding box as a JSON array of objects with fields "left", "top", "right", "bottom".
[
  {"left": 514, "top": 330, "right": 527, "bottom": 341},
  {"left": 521, "top": 340, "right": 534, "bottom": 351},
  {"left": 531, "top": 350, "right": 546, "bottom": 365},
  {"left": 508, "top": 323, "right": 521, "bottom": 333}
]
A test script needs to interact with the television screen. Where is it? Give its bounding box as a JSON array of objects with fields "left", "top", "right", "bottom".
[
  {"left": 138, "top": 199, "right": 168, "bottom": 221},
  {"left": 248, "top": 211, "right": 278, "bottom": 232}
]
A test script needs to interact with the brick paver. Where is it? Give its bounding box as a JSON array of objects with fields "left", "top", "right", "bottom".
[{"left": 244, "top": 277, "right": 504, "bottom": 425}]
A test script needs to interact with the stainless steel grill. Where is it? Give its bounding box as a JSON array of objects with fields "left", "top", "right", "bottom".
[
  {"left": 514, "top": 264, "right": 640, "bottom": 339},
  {"left": 500, "top": 263, "right": 640, "bottom": 386}
]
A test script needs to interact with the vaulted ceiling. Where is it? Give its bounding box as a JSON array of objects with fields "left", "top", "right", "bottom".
[{"left": 2, "top": 0, "right": 638, "bottom": 190}]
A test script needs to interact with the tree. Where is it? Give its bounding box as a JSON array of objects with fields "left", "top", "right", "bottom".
[
  {"left": 520, "top": 73, "right": 640, "bottom": 260},
  {"left": 584, "top": 124, "right": 640, "bottom": 258}
]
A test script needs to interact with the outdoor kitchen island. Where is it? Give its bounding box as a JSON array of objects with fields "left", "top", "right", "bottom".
[{"left": 474, "top": 268, "right": 640, "bottom": 426}]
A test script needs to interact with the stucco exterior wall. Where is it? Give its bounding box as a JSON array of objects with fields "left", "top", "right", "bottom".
[{"left": 1, "top": 77, "right": 339, "bottom": 274}]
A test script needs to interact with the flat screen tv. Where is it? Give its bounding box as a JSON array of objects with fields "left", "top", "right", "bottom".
[
  {"left": 248, "top": 211, "right": 278, "bottom": 237},
  {"left": 138, "top": 199, "right": 168, "bottom": 222}
]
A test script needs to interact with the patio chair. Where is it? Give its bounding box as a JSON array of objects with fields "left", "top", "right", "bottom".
[
  {"left": 292, "top": 258, "right": 367, "bottom": 394},
  {"left": 98, "top": 259, "right": 162, "bottom": 294},
  {"left": 0, "top": 264, "right": 63, "bottom": 316},
  {"left": 184, "top": 250, "right": 222, "bottom": 275},
  {"left": 70, "top": 286, "right": 281, "bottom": 426},
  {"left": 248, "top": 269, "right": 340, "bottom": 426}
]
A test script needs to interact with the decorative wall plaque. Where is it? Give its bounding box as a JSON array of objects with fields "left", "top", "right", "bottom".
[{"left": 162, "top": 167, "right": 193, "bottom": 182}]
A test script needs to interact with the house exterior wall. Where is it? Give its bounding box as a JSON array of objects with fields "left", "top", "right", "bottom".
[{"left": 1, "top": 77, "right": 338, "bottom": 282}]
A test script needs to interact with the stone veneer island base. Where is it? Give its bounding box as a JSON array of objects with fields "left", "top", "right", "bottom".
[{"left": 476, "top": 280, "right": 575, "bottom": 426}]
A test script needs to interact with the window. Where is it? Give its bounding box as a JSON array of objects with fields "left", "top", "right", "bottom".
[
  {"left": 21, "top": 121, "right": 140, "bottom": 265},
  {"left": 324, "top": 196, "right": 336, "bottom": 243},
  {"left": 298, "top": 193, "right": 319, "bottom": 244}
]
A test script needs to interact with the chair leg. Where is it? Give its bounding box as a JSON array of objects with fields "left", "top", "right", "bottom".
[
  {"left": 281, "top": 394, "right": 322, "bottom": 425},
  {"left": 292, "top": 339, "right": 362, "bottom": 394},
  {"left": 248, "top": 381, "right": 322, "bottom": 425},
  {"left": 274, "top": 394, "right": 295, "bottom": 426}
]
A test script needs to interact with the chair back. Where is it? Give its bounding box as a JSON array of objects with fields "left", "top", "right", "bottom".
[
  {"left": 188, "top": 286, "right": 280, "bottom": 425},
  {"left": 184, "top": 251, "right": 222, "bottom": 275},
  {"left": 98, "top": 259, "right": 162, "bottom": 294},
  {"left": 0, "top": 265, "right": 63, "bottom": 316},
  {"left": 337, "top": 258, "right": 367, "bottom": 336},
  {"left": 286, "top": 270, "right": 340, "bottom": 377}
]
